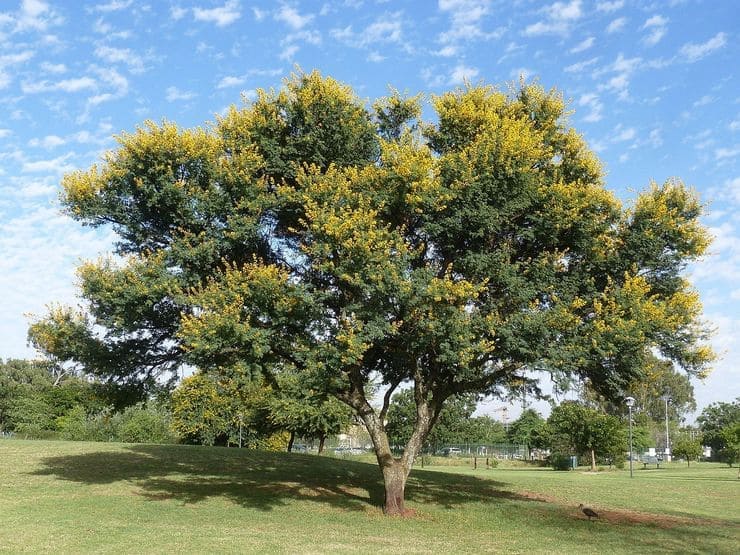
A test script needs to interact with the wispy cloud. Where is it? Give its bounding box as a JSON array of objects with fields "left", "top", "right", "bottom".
[
  {"left": 274, "top": 5, "right": 314, "bottom": 30},
  {"left": 217, "top": 75, "right": 246, "bottom": 89},
  {"left": 165, "top": 86, "right": 196, "bottom": 102},
  {"left": 21, "top": 76, "right": 97, "bottom": 94},
  {"left": 679, "top": 32, "right": 727, "bottom": 63},
  {"left": 642, "top": 14, "right": 668, "bottom": 46},
  {"left": 570, "top": 36, "right": 594, "bottom": 54},
  {"left": 596, "top": 1, "right": 623, "bottom": 12},
  {"left": 89, "top": 0, "right": 132, "bottom": 13},
  {"left": 193, "top": 0, "right": 241, "bottom": 27},
  {"left": 606, "top": 17, "right": 626, "bottom": 34},
  {"left": 449, "top": 63, "right": 479, "bottom": 85},
  {"left": 331, "top": 14, "right": 402, "bottom": 49},
  {"left": 564, "top": 56, "right": 598, "bottom": 73},
  {"left": 523, "top": 0, "right": 582, "bottom": 37},
  {"left": 437, "top": 0, "right": 499, "bottom": 46},
  {"left": 94, "top": 45, "right": 146, "bottom": 73},
  {"left": 578, "top": 93, "right": 603, "bottom": 122}
]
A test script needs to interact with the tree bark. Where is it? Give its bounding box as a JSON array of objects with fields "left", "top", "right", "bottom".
[
  {"left": 287, "top": 430, "right": 295, "bottom": 452},
  {"left": 590, "top": 449, "right": 596, "bottom": 471},
  {"left": 381, "top": 461, "right": 409, "bottom": 515},
  {"left": 318, "top": 435, "right": 325, "bottom": 454}
]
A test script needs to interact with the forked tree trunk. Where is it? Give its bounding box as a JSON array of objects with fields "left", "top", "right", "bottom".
[
  {"left": 318, "top": 435, "right": 326, "bottom": 454},
  {"left": 341, "top": 374, "right": 442, "bottom": 516}
]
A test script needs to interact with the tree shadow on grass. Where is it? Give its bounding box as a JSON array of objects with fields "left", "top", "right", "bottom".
[
  {"left": 29, "top": 444, "right": 738, "bottom": 552},
  {"left": 30, "top": 444, "right": 534, "bottom": 513}
]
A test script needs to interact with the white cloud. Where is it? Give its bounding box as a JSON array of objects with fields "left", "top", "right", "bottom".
[
  {"left": 642, "top": 15, "right": 667, "bottom": 46},
  {"left": 613, "top": 124, "right": 635, "bottom": 142},
  {"left": 90, "top": 0, "right": 132, "bottom": 12},
  {"left": 252, "top": 7, "right": 266, "bottom": 21},
  {"left": 40, "top": 61, "right": 66, "bottom": 73},
  {"left": 647, "top": 128, "right": 662, "bottom": 148},
  {"left": 193, "top": 0, "right": 241, "bottom": 27},
  {"left": 596, "top": 0, "right": 623, "bottom": 12},
  {"left": 165, "top": 86, "right": 196, "bottom": 102},
  {"left": 693, "top": 95, "right": 713, "bottom": 107},
  {"left": 0, "top": 129, "right": 11, "bottom": 139},
  {"left": 170, "top": 6, "right": 187, "bottom": 21},
  {"left": 332, "top": 15, "right": 402, "bottom": 48},
  {"left": 606, "top": 17, "right": 626, "bottom": 34},
  {"left": 569, "top": 36, "right": 594, "bottom": 54},
  {"left": 578, "top": 93, "right": 603, "bottom": 122},
  {"left": 680, "top": 32, "right": 727, "bottom": 63},
  {"left": 28, "top": 135, "right": 65, "bottom": 149},
  {"left": 449, "top": 63, "right": 479, "bottom": 85},
  {"left": 94, "top": 45, "right": 145, "bottom": 73},
  {"left": 279, "top": 44, "right": 299, "bottom": 61},
  {"left": 715, "top": 146, "right": 740, "bottom": 160},
  {"left": 0, "top": 50, "right": 35, "bottom": 66},
  {"left": 12, "top": 0, "right": 64, "bottom": 33},
  {"left": 21, "top": 76, "right": 97, "bottom": 93},
  {"left": 523, "top": 0, "right": 582, "bottom": 37},
  {"left": 275, "top": 5, "right": 313, "bottom": 30},
  {"left": 438, "top": 0, "right": 496, "bottom": 45},
  {"left": 217, "top": 75, "right": 246, "bottom": 89},
  {"left": 564, "top": 56, "right": 598, "bottom": 73},
  {"left": 729, "top": 119, "right": 740, "bottom": 132},
  {"left": 21, "top": 153, "right": 76, "bottom": 173}
]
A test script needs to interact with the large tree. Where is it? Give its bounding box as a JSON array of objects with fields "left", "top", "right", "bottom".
[{"left": 30, "top": 72, "right": 713, "bottom": 515}]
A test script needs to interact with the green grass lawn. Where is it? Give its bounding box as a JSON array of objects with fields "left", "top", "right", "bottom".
[{"left": 1, "top": 440, "right": 738, "bottom": 554}]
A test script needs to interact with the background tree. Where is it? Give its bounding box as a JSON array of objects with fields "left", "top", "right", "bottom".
[
  {"left": 507, "top": 408, "right": 547, "bottom": 459},
  {"left": 719, "top": 422, "right": 740, "bottom": 469},
  {"left": 386, "top": 391, "right": 506, "bottom": 451},
  {"left": 697, "top": 399, "right": 740, "bottom": 462},
  {"left": 671, "top": 435, "right": 703, "bottom": 467},
  {"left": 547, "top": 401, "right": 627, "bottom": 470},
  {"left": 266, "top": 375, "right": 353, "bottom": 453},
  {"left": 0, "top": 358, "right": 102, "bottom": 437},
  {"left": 31, "top": 72, "right": 713, "bottom": 515}
]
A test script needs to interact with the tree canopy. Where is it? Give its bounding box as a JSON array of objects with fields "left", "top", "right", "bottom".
[{"left": 29, "top": 71, "right": 713, "bottom": 515}]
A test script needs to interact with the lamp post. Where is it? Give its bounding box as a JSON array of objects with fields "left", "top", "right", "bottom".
[
  {"left": 625, "top": 396, "right": 635, "bottom": 478},
  {"left": 662, "top": 394, "right": 671, "bottom": 462}
]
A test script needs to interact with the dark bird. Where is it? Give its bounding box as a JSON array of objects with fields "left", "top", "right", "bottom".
[{"left": 579, "top": 504, "right": 599, "bottom": 521}]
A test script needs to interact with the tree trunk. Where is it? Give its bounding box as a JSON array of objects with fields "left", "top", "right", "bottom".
[
  {"left": 381, "top": 461, "right": 409, "bottom": 516},
  {"left": 590, "top": 449, "right": 596, "bottom": 471},
  {"left": 318, "top": 435, "right": 326, "bottom": 454},
  {"left": 287, "top": 430, "right": 295, "bottom": 452}
]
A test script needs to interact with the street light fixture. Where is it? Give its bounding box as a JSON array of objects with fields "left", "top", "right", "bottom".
[
  {"left": 662, "top": 394, "right": 671, "bottom": 462},
  {"left": 625, "top": 396, "right": 635, "bottom": 478}
]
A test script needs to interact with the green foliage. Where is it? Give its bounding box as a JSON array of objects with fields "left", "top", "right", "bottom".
[
  {"left": 507, "top": 409, "right": 546, "bottom": 455},
  {"left": 266, "top": 374, "right": 353, "bottom": 450},
  {"left": 0, "top": 358, "right": 104, "bottom": 437},
  {"left": 55, "top": 403, "right": 175, "bottom": 443},
  {"left": 671, "top": 435, "right": 703, "bottom": 466},
  {"left": 697, "top": 398, "right": 740, "bottom": 460},
  {"left": 386, "top": 390, "right": 505, "bottom": 450},
  {"left": 546, "top": 401, "right": 626, "bottom": 468}
]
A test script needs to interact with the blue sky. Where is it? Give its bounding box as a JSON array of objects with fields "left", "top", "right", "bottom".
[{"left": 0, "top": 0, "right": 738, "bottom": 420}]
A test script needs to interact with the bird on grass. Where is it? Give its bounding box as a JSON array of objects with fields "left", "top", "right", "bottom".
[{"left": 579, "top": 504, "right": 599, "bottom": 521}]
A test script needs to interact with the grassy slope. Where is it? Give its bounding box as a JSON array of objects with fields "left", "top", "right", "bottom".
[{"left": 1, "top": 440, "right": 738, "bottom": 554}]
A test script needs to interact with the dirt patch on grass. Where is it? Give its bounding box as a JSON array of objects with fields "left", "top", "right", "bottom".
[
  {"left": 513, "top": 489, "right": 728, "bottom": 529},
  {"left": 582, "top": 507, "right": 724, "bottom": 529}
]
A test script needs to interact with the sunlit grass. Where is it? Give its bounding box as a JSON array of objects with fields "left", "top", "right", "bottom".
[{"left": 1, "top": 439, "right": 738, "bottom": 554}]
